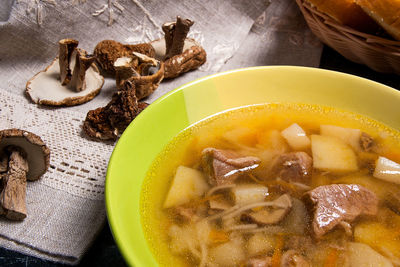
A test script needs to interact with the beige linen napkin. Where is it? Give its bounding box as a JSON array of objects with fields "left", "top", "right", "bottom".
[
  {"left": 0, "top": 0, "right": 322, "bottom": 264},
  {"left": 0, "top": 0, "right": 282, "bottom": 264}
]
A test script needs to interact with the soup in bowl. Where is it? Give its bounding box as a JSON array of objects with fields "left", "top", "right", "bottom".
[{"left": 105, "top": 66, "right": 400, "bottom": 267}]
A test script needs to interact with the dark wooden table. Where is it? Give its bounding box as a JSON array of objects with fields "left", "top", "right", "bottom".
[{"left": 0, "top": 45, "right": 398, "bottom": 266}]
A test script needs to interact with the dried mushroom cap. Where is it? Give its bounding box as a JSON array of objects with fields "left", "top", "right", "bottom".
[
  {"left": 114, "top": 57, "right": 139, "bottom": 88},
  {"left": 132, "top": 51, "right": 158, "bottom": 66},
  {"left": 150, "top": 38, "right": 206, "bottom": 79},
  {"left": 26, "top": 57, "right": 104, "bottom": 106},
  {"left": 94, "top": 40, "right": 155, "bottom": 74},
  {"left": 114, "top": 55, "right": 164, "bottom": 100},
  {"left": 0, "top": 129, "right": 50, "bottom": 181},
  {"left": 83, "top": 81, "right": 149, "bottom": 141},
  {"left": 130, "top": 61, "right": 164, "bottom": 100}
]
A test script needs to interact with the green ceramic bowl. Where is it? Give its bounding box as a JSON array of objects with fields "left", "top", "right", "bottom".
[{"left": 105, "top": 66, "right": 400, "bottom": 266}]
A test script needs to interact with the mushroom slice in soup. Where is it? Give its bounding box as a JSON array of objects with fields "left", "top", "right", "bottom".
[{"left": 201, "top": 148, "right": 260, "bottom": 186}]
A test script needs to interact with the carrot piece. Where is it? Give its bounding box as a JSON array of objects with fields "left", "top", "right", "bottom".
[
  {"left": 324, "top": 248, "right": 338, "bottom": 267},
  {"left": 382, "top": 152, "right": 400, "bottom": 164},
  {"left": 271, "top": 235, "right": 284, "bottom": 267},
  {"left": 208, "top": 229, "right": 230, "bottom": 244}
]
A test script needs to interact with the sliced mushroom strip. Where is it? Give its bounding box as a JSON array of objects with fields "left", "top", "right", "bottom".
[
  {"left": 303, "top": 184, "right": 378, "bottom": 238},
  {"left": 240, "top": 194, "right": 293, "bottom": 225},
  {"left": 69, "top": 48, "right": 96, "bottom": 92},
  {"left": 223, "top": 194, "right": 292, "bottom": 221},
  {"left": 58, "top": 38, "right": 79, "bottom": 85},
  {"left": 0, "top": 129, "right": 50, "bottom": 220},
  {"left": 209, "top": 197, "right": 233, "bottom": 211},
  {"left": 201, "top": 148, "right": 260, "bottom": 186}
]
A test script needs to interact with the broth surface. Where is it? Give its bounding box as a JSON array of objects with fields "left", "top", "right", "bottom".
[{"left": 141, "top": 103, "right": 400, "bottom": 267}]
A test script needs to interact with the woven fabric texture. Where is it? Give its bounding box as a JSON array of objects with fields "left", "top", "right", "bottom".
[{"left": 0, "top": 0, "right": 322, "bottom": 264}]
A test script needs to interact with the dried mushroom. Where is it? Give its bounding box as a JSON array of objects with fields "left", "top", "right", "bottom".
[
  {"left": 84, "top": 16, "right": 206, "bottom": 142},
  {"left": 83, "top": 81, "right": 148, "bottom": 141},
  {"left": 94, "top": 40, "right": 155, "bottom": 74},
  {"left": 152, "top": 16, "right": 207, "bottom": 79},
  {"left": 70, "top": 48, "right": 97, "bottom": 92},
  {"left": 59, "top": 38, "right": 79, "bottom": 85},
  {"left": 114, "top": 53, "right": 165, "bottom": 100},
  {"left": 123, "top": 53, "right": 165, "bottom": 100},
  {"left": 94, "top": 16, "right": 206, "bottom": 80},
  {"left": 162, "top": 16, "right": 194, "bottom": 59},
  {"left": 26, "top": 39, "right": 104, "bottom": 106},
  {"left": 0, "top": 129, "right": 50, "bottom": 220}
]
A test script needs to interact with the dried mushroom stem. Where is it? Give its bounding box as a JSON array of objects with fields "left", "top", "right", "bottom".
[
  {"left": 70, "top": 48, "right": 96, "bottom": 92},
  {"left": 59, "top": 39, "right": 79, "bottom": 85},
  {"left": 0, "top": 147, "right": 28, "bottom": 220},
  {"left": 162, "top": 16, "right": 194, "bottom": 59}
]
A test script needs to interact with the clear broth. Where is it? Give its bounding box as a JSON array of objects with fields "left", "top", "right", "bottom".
[{"left": 141, "top": 103, "right": 400, "bottom": 267}]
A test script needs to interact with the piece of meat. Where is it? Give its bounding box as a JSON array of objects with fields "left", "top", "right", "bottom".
[
  {"left": 304, "top": 184, "right": 378, "bottom": 238},
  {"left": 246, "top": 257, "right": 272, "bottom": 267},
  {"left": 201, "top": 148, "right": 260, "bottom": 186},
  {"left": 360, "top": 132, "right": 375, "bottom": 152},
  {"left": 281, "top": 250, "right": 310, "bottom": 267},
  {"left": 271, "top": 152, "right": 313, "bottom": 183}
]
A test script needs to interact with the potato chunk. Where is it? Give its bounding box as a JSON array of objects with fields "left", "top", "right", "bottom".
[
  {"left": 373, "top": 156, "right": 400, "bottom": 185},
  {"left": 247, "top": 233, "right": 275, "bottom": 257},
  {"left": 209, "top": 237, "right": 245, "bottom": 266},
  {"left": 347, "top": 242, "right": 393, "bottom": 267},
  {"left": 311, "top": 135, "right": 358, "bottom": 172},
  {"left": 320, "top": 125, "right": 361, "bottom": 151},
  {"left": 163, "top": 166, "right": 209, "bottom": 208},
  {"left": 231, "top": 184, "right": 268, "bottom": 205},
  {"left": 281, "top": 123, "right": 311, "bottom": 150},
  {"left": 354, "top": 222, "right": 400, "bottom": 259}
]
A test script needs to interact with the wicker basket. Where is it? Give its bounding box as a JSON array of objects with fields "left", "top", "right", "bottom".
[{"left": 296, "top": 0, "right": 400, "bottom": 74}]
